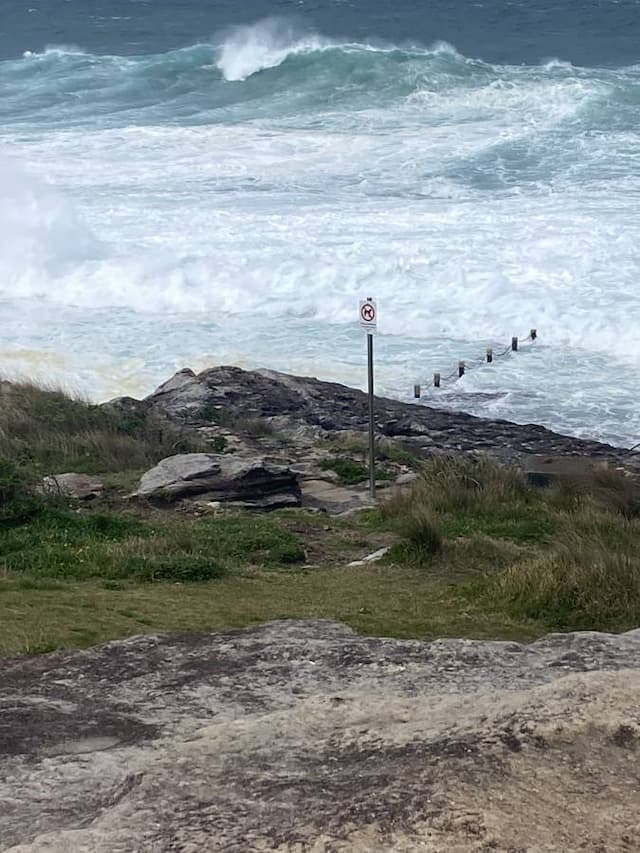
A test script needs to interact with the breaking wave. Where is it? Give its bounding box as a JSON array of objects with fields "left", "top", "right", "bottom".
[
  {"left": 3, "top": 20, "right": 637, "bottom": 130},
  {"left": 2, "top": 20, "right": 640, "bottom": 443}
]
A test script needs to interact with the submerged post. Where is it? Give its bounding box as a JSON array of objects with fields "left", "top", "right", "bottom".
[
  {"left": 414, "top": 384, "right": 421, "bottom": 399},
  {"left": 458, "top": 360, "right": 465, "bottom": 378},
  {"left": 434, "top": 372, "right": 441, "bottom": 388},
  {"left": 512, "top": 336, "right": 518, "bottom": 352},
  {"left": 486, "top": 348, "right": 493, "bottom": 363},
  {"left": 359, "top": 297, "right": 378, "bottom": 499}
]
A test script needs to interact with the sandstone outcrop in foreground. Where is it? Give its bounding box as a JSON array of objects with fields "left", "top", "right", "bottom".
[{"left": 2, "top": 621, "right": 640, "bottom": 852}]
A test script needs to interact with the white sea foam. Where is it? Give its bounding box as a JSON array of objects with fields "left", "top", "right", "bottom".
[
  {"left": 0, "top": 154, "right": 100, "bottom": 284},
  {"left": 1, "top": 34, "right": 639, "bottom": 444},
  {"left": 216, "top": 19, "right": 331, "bottom": 81},
  {"left": 214, "top": 19, "right": 463, "bottom": 82},
  {"left": 22, "top": 44, "right": 89, "bottom": 59}
]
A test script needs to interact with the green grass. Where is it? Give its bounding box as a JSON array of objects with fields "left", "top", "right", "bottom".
[
  {"left": 319, "top": 456, "right": 393, "bottom": 485},
  {"left": 380, "top": 457, "right": 640, "bottom": 632},
  {"left": 483, "top": 518, "right": 640, "bottom": 631},
  {"left": 0, "top": 506, "right": 305, "bottom": 581},
  {"left": 2, "top": 443, "right": 640, "bottom": 655},
  {"left": 322, "top": 435, "right": 421, "bottom": 470},
  {"left": 0, "top": 564, "right": 541, "bottom": 655},
  {"left": 320, "top": 457, "right": 370, "bottom": 485}
]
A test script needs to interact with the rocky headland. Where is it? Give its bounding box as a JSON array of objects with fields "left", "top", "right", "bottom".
[
  {"left": 99, "top": 365, "right": 636, "bottom": 514},
  {"left": 2, "top": 366, "right": 640, "bottom": 852}
]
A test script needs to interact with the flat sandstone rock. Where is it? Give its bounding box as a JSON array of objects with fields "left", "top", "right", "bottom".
[
  {"left": 135, "top": 452, "right": 301, "bottom": 509},
  {"left": 2, "top": 621, "right": 640, "bottom": 852}
]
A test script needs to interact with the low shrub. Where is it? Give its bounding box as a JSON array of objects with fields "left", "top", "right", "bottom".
[
  {"left": 0, "top": 459, "right": 46, "bottom": 528},
  {"left": 388, "top": 505, "right": 442, "bottom": 565},
  {"left": 211, "top": 436, "right": 228, "bottom": 453}
]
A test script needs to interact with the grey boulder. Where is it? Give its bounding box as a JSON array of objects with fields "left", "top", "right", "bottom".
[
  {"left": 42, "top": 473, "right": 104, "bottom": 501},
  {"left": 135, "top": 453, "right": 301, "bottom": 509}
]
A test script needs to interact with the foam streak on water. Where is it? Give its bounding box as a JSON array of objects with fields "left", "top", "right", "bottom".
[{"left": 0, "top": 20, "right": 639, "bottom": 446}]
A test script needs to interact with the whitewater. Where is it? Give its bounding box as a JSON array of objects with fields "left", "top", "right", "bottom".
[{"left": 1, "top": 17, "right": 639, "bottom": 446}]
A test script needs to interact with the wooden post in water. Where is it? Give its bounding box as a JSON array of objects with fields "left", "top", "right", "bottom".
[
  {"left": 511, "top": 336, "right": 518, "bottom": 352},
  {"left": 458, "top": 361, "right": 465, "bottom": 378},
  {"left": 414, "top": 384, "right": 421, "bottom": 399},
  {"left": 486, "top": 348, "right": 493, "bottom": 363},
  {"left": 434, "top": 372, "right": 441, "bottom": 388}
]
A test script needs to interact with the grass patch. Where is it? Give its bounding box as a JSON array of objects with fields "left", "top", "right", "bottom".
[
  {"left": 378, "top": 456, "right": 640, "bottom": 632},
  {"left": 320, "top": 457, "right": 369, "bottom": 485},
  {"left": 0, "top": 563, "right": 543, "bottom": 655},
  {"left": 322, "top": 434, "right": 420, "bottom": 470},
  {"left": 0, "top": 381, "right": 206, "bottom": 475},
  {"left": 484, "top": 529, "right": 640, "bottom": 631},
  {"left": 193, "top": 517, "right": 306, "bottom": 566},
  {"left": 320, "top": 456, "right": 393, "bottom": 485},
  {"left": 2, "top": 451, "right": 640, "bottom": 654},
  {"left": 0, "top": 508, "right": 304, "bottom": 581},
  {"left": 126, "top": 556, "right": 226, "bottom": 583},
  {"left": 381, "top": 457, "right": 554, "bottom": 547},
  {"left": 377, "top": 439, "right": 421, "bottom": 469}
]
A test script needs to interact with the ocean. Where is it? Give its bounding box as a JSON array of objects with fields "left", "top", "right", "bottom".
[{"left": 1, "top": 0, "right": 639, "bottom": 446}]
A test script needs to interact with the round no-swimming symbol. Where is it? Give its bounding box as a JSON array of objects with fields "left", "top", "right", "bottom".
[{"left": 361, "top": 303, "right": 376, "bottom": 322}]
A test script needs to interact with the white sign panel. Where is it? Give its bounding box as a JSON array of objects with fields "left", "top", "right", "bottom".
[{"left": 359, "top": 298, "right": 377, "bottom": 334}]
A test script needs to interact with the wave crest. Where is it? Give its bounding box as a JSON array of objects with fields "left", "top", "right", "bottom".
[
  {"left": 215, "top": 19, "right": 331, "bottom": 81},
  {"left": 214, "top": 18, "right": 466, "bottom": 82}
]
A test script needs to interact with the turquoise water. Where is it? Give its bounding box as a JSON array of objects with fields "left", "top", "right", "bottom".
[{"left": 1, "top": 3, "right": 639, "bottom": 446}]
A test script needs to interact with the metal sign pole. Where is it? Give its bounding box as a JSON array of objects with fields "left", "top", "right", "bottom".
[
  {"left": 359, "top": 296, "right": 378, "bottom": 500},
  {"left": 367, "top": 331, "right": 375, "bottom": 499}
]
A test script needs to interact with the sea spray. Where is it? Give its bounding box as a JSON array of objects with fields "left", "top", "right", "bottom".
[
  {"left": 215, "top": 18, "right": 331, "bottom": 81},
  {"left": 0, "top": 155, "right": 100, "bottom": 284}
]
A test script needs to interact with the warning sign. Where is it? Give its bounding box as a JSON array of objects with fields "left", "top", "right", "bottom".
[{"left": 359, "top": 298, "right": 377, "bottom": 333}]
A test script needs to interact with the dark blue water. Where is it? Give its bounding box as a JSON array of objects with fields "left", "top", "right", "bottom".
[{"left": 2, "top": 0, "right": 639, "bottom": 66}]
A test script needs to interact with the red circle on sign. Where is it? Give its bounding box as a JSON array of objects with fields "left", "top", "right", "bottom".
[{"left": 361, "top": 304, "right": 375, "bottom": 322}]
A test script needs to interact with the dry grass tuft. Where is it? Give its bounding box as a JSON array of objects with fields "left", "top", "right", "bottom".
[
  {"left": 555, "top": 467, "right": 640, "bottom": 519},
  {"left": 488, "top": 526, "right": 640, "bottom": 630},
  {"left": 0, "top": 380, "right": 206, "bottom": 475}
]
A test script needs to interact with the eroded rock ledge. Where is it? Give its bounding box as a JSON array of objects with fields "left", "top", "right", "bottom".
[
  {"left": 2, "top": 621, "right": 640, "bottom": 852},
  {"left": 114, "top": 365, "right": 631, "bottom": 462}
]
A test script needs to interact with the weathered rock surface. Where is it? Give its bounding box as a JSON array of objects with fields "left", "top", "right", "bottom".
[
  {"left": 137, "top": 366, "right": 632, "bottom": 463},
  {"left": 135, "top": 453, "right": 301, "bottom": 509},
  {"left": 301, "top": 478, "right": 376, "bottom": 515},
  {"left": 2, "top": 621, "right": 640, "bottom": 852},
  {"left": 42, "top": 473, "right": 104, "bottom": 501}
]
